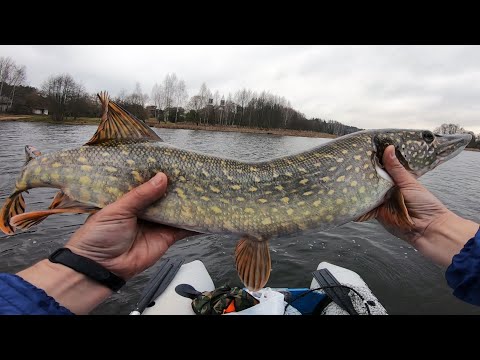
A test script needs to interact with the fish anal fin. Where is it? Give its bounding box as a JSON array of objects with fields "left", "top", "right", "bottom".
[
  {"left": 48, "top": 190, "right": 91, "bottom": 210},
  {"left": 11, "top": 207, "right": 98, "bottom": 231},
  {"left": 235, "top": 235, "right": 271, "bottom": 291},
  {"left": 85, "top": 91, "right": 162, "bottom": 146}
]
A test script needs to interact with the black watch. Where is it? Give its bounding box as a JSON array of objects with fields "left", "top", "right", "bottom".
[{"left": 48, "top": 248, "right": 126, "bottom": 291}]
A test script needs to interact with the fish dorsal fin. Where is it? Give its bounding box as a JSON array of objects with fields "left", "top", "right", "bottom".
[
  {"left": 85, "top": 91, "right": 162, "bottom": 146},
  {"left": 235, "top": 235, "right": 271, "bottom": 291}
]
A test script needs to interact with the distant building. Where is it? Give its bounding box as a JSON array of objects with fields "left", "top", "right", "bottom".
[
  {"left": 32, "top": 108, "right": 49, "bottom": 115},
  {"left": 0, "top": 96, "right": 10, "bottom": 112},
  {"left": 146, "top": 105, "right": 157, "bottom": 118}
]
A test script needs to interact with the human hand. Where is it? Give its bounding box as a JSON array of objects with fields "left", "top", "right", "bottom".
[
  {"left": 65, "top": 172, "right": 195, "bottom": 280},
  {"left": 376, "top": 145, "right": 478, "bottom": 266},
  {"left": 375, "top": 145, "right": 450, "bottom": 244}
]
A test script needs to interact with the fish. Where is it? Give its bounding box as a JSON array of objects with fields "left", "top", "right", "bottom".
[{"left": 0, "top": 92, "right": 472, "bottom": 290}]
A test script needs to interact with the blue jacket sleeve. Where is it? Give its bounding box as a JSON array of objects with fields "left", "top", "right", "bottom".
[
  {"left": 0, "top": 274, "right": 74, "bottom": 315},
  {"left": 445, "top": 226, "right": 480, "bottom": 306}
]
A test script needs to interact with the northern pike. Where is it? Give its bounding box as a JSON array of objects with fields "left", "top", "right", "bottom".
[{"left": 0, "top": 92, "right": 472, "bottom": 290}]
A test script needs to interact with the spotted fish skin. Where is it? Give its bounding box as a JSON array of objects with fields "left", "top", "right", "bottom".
[{"left": 12, "top": 129, "right": 470, "bottom": 238}]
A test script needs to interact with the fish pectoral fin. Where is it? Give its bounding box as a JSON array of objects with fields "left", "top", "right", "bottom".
[
  {"left": 10, "top": 207, "right": 98, "bottom": 231},
  {"left": 235, "top": 235, "right": 271, "bottom": 291},
  {"left": 377, "top": 187, "right": 414, "bottom": 230},
  {"left": 355, "top": 208, "right": 379, "bottom": 222},
  {"left": 85, "top": 91, "right": 162, "bottom": 146},
  {"left": 24, "top": 145, "right": 42, "bottom": 166},
  {"left": 355, "top": 187, "right": 414, "bottom": 229}
]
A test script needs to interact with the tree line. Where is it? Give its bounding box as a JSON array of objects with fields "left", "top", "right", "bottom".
[
  {"left": 0, "top": 57, "right": 362, "bottom": 136},
  {"left": 2, "top": 55, "right": 479, "bottom": 144},
  {"left": 434, "top": 123, "right": 480, "bottom": 150}
]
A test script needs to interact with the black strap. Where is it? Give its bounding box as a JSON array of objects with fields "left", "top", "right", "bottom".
[{"left": 48, "top": 248, "right": 126, "bottom": 291}]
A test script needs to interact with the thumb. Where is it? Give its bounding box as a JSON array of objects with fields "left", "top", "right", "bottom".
[
  {"left": 109, "top": 172, "right": 168, "bottom": 216},
  {"left": 382, "top": 145, "right": 418, "bottom": 188}
]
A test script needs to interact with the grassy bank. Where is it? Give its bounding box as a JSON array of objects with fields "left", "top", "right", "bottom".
[{"left": 0, "top": 114, "right": 101, "bottom": 125}]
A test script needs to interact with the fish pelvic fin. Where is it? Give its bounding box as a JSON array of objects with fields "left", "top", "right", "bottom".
[
  {"left": 85, "top": 91, "right": 162, "bottom": 146},
  {"left": 10, "top": 191, "right": 99, "bottom": 231},
  {"left": 0, "top": 192, "right": 26, "bottom": 235},
  {"left": 235, "top": 235, "right": 271, "bottom": 291}
]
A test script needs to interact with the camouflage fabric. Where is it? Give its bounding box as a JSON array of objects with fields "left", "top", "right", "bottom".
[{"left": 191, "top": 284, "right": 259, "bottom": 315}]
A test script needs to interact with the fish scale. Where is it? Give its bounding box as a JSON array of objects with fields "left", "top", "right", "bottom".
[{"left": 0, "top": 92, "right": 472, "bottom": 291}]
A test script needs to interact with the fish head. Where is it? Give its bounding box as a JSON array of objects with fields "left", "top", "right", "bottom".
[{"left": 372, "top": 129, "right": 472, "bottom": 177}]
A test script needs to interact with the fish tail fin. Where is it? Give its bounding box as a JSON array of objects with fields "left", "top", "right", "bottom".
[
  {"left": 0, "top": 192, "right": 26, "bottom": 235},
  {"left": 235, "top": 235, "right": 271, "bottom": 291}
]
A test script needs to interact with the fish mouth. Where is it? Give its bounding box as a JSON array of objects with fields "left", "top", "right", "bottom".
[{"left": 435, "top": 133, "right": 472, "bottom": 160}]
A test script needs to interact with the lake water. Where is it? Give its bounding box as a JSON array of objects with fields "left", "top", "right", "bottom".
[{"left": 0, "top": 121, "right": 479, "bottom": 314}]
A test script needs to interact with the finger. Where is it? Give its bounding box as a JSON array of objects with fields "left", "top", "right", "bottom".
[
  {"left": 383, "top": 145, "right": 419, "bottom": 188},
  {"left": 109, "top": 172, "right": 168, "bottom": 216}
]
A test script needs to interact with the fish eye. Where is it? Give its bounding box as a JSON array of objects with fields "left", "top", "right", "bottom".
[{"left": 422, "top": 131, "right": 434, "bottom": 143}]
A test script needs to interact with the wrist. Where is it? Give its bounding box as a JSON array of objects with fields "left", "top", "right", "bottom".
[
  {"left": 64, "top": 244, "right": 135, "bottom": 280},
  {"left": 416, "top": 211, "right": 479, "bottom": 267},
  {"left": 17, "top": 258, "right": 113, "bottom": 315}
]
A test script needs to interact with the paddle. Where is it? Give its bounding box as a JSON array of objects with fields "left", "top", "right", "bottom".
[{"left": 129, "top": 258, "right": 185, "bottom": 315}]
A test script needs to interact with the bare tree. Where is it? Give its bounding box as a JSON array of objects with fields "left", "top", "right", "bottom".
[
  {"left": 130, "top": 82, "right": 148, "bottom": 107},
  {"left": 0, "top": 57, "right": 15, "bottom": 109},
  {"left": 151, "top": 83, "right": 164, "bottom": 120},
  {"left": 235, "top": 88, "right": 252, "bottom": 126},
  {"left": 162, "top": 73, "right": 177, "bottom": 121},
  {"left": 8, "top": 65, "right": 27, "bottom": 108},
  {"left": 42, "top": 73, "right": 79, "bottom": 121},
  {"left": 174, "top": 79, "right": 188, "bottom": 123},
  {"left": 213, "top": 90, "right": 220, "bottom": 106},
  {"left": 187, "top": 95, "right": 202, "bottom": 124},
  {"left": 433, "top": 124, "right": 467, "bottom": 134},
  {"left": 197, "top": 82, "right": 211, "bottom": 124},
  {"left": 434, "top": 123, "right": 466, "bottom": 134}
]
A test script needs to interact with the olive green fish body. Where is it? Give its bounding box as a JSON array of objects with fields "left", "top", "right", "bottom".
[{"left": 18, "top": 133, "right": 391, "bottom": 238}]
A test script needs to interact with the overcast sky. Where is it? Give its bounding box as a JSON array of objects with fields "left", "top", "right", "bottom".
[{"left": 1, "top": 45, "right": 479, "bottom": 134}]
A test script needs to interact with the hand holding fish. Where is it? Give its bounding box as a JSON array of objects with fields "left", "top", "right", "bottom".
[
  {"left": 16, "top": 172, "right": 194, "bottom": 314},
  {"left": 65, "top": 172, "right": 194, "bottom": 281},
  {"left": 377, "top": 145, "right": 479, "bottom": 267}
]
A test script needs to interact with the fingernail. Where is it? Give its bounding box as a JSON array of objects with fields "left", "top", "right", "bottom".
[
  {"left": 390, "top": 150, "right": 396, "bottom": 159},
  {"left": 150, "top": 174, "right": 164, "bottom": 188}
]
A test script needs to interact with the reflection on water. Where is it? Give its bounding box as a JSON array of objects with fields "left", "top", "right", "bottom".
[{"left": 0, "top": 122, "right": 479, "bottom": 314}]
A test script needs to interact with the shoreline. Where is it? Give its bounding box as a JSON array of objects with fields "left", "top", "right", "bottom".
[
  {"left": 145, "top": 119, "right": 337, "bottom": 139},
  {"left": 0, "top": 115, "right": 337, "bottom": 139}
]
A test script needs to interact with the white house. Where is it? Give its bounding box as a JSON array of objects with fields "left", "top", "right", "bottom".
[{"left": 32, "top": 108, "right": 49, "bottom": 115}]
